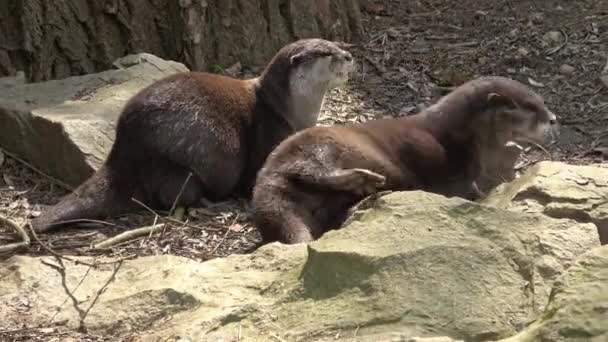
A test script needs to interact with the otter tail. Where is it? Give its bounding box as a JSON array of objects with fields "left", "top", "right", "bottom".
[{"left": 31, "top": 164, "right": 137, "bottom": 232}]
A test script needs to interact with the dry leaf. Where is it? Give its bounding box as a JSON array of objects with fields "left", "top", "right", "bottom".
[
  {"left": 527, "top": 77, "right": 545, "bottom": 87},
  {"left": 229, "top": 223, "right": 244, "bottom": 232},
  {"left": 8, "top": 200, "right": 19, "bottom": 209},
  {"left": 224, "top": 62, "right": 242, "bottom": 77}
]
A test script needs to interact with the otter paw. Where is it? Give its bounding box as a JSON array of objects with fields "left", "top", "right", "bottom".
[{"left": 349, "top": 168, "right": 386, "bottom": 196}]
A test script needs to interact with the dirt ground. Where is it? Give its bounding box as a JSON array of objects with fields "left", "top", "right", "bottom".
[{"left": 1, "top": 0, "right": 607, "bottom": 340}]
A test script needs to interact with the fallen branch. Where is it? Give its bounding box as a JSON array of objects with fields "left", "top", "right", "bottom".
[
  {"left": 93, "top": 223, "right": 166, "bottom": 249},
  {"left": 0, "top": 214, "right": 31, "bottom": 254},
  {"left": 28, "top": 223, "right": 131, "bottom": 267}
]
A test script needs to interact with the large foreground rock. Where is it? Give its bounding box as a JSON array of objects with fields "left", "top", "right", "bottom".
[
  {"left": 0, "top": 54, "right": 188, "bottom": 186},
  {"left": 0, "top": 191, "right": 599, "bottom": 341},
  {"left": 483, "top": 161, "right": 608, "bottom": 244},
  {"left": 502, "top": 245, "right": 608, "bottom": 342}
]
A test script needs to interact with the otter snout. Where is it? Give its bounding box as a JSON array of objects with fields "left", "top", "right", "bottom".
[
  {"left": 531, "top": 109, "right": 560, "bottom": 144},
  {"left": 547, "top": 110, "right": 560, "bottom": 141},
  {"left": 342, "top": 51, "right": 353, "bottom": 62}
]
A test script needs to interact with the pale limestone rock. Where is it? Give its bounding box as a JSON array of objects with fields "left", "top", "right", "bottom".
[
  {"left": 0, "top": 191, "right": 598, "bottom": 341},
  {"left": 0, "top": 53, "right": 188, "bottom": 186},
  {"left": 499, "top": 245, "right": 608, "bottom": 342},
  {"left": 484, "top": 161, "right": 608, "bottom": 244}
]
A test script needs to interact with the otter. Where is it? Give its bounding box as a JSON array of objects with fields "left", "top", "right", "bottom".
[
  {"left": 32, "top": 38, "right": 355, "bottom": 233},
  {"left": 251, "top": 76, "right": 560, "bottom": 244}
]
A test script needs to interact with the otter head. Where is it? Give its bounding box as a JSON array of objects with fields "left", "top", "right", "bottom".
[
  {"left": 258, "top": 38, "right": 355, "bottom": 130},
  {"left": 471, "top": 81, "right": 560, "bottom": 192},
  {"left": 287, "top": 39, "right": 355, "bottom": 90},
  {"left": 476, "top": 83, "right": 559, "bottom": 148}
]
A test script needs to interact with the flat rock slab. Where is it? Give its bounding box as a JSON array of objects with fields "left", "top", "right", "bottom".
[
  {"left": 502, "top": 245, "right": 608, "bottom": 342},
  {"left": 0, "top": 191, "right": 599, "bottom": 341},
  {"left": 0, "top": 53, "right": 188, "bottom": 187},
  {"left": 483, "top": 161, "right": 608, "bottom": 244}
]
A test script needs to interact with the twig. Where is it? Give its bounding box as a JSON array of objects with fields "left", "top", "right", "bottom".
[
  {"left": 270, "top": 334, "right": 287, "bottom": 342},
  {"left": 49, "top": 261, "right": 95, "bottom": 323},
  {"left": 28, "top": 223, "right": 97, "bottom": 267},
  {"left": 131, "top": 197, "right": 220, "bottom": 231},
  {"left": 518, "top": 138, "right": 553, "bottom": 159},
  {"left": 0, "top": 147, "right": 73, "bottom": 191},
  {"left": 0, "top": 214, "right": 31, "bottom": 254},
  {"left": 79, "top": 260, "right": 123, "bottom": 330},
  {"left": 169, "top": 172, "right": 193, "bottom": 216},
  {"left": 363, "top": 56, "right": 386, "bottom": 74},
  {"left": 28, "top": 223, "right": 130, "bottom": 267},
  {"left": 352, "top": 324, "right": 360, "bottom": 341},
  {"left": 210, "top": 214, "right": 239, "bottom": 255},
  {"left": 446, "top": 41, "right": 479, "bottom": 48},
  {"left": 93, "top": 223, "right": 166, "bottom": 249},
  {"left": 0, "top": 321, "right": 68, "bottom": 335},
  {"left": 47, "top": 218, "right": 120, "bottom": 228}
]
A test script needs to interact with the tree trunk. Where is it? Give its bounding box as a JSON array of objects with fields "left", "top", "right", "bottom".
[{"left": 0, "top": 0, "right": 363, "bottom": 82}]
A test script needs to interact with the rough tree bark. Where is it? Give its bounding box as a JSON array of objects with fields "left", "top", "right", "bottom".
[{"left": 0, "top": 0, "right": 363, "bottom": 82}]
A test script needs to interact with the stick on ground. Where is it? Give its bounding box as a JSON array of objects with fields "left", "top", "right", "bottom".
[
  {"left": 93, "top": 223, "right": 166, "bottom": 249},
  {"left": 0, "top": 214, "right": 31, "bottom": 254}
]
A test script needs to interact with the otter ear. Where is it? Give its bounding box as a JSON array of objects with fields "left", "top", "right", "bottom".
[
  {"left": 487, "top": 92, "right": 516, "bottom": 108},
  {"left": 290, "top": 52, "right": 305, "bottom": 66}
]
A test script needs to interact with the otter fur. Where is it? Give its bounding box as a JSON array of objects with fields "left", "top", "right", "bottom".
[
  {"left": 252, "top": 76, "right": 560, "bottom": 244},
  {"left": 32, "top": 38, "right": 355, "bottom": 233}
]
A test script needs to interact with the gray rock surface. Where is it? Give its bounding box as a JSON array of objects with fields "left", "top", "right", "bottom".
[
  {"left": 500, "top": 245, "right": 608, "bottom": 342},
  {"left": 483, "top": 161, "right": 608, "bottom": 244},
  {"left": 0, "top": 53, "right": 188, "bottom": 187},
  {"left": 0, "top": 191, "right": 599, "bottom": 341}
]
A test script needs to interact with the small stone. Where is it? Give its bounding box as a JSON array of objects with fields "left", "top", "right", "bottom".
[
  {"left": 543, "top": 31, "right": 563, "bottom": 44},
  {"left": 601, "top": 73, "right": 608, "bottom": 86},
  {"left": 507, "top": 68, "right": 517, "bottom": 74},
  {"left": 518, "top": 47, "right": 530, "bottom": 56},
  {"left": 559, "top": 64, "right": 575, "bottom": 75},
  {"left": 386, "top": 28, "right": 400, "bottom": 38},
  {"left": 531, "top": 13, "right": 544, "bottom": 24}
]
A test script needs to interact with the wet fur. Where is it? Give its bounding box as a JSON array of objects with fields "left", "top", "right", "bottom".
[
  {"left": 32, "top": 39, "right": 354, "bottom": 232},
  {"left": 252, "top": 76, "right": 559, "bottom": 244}
]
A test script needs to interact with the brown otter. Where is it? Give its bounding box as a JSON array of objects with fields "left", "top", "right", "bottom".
[
  {"left": 251, "top": 76, "right": 560, "bottom": 244},
  {"left": 32, "top": 38, "right": 355, "bottom": 233}
]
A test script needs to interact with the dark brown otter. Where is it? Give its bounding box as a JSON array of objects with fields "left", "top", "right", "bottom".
[
  {"left": 32, "top": 38, "right": 355, "bottom": 233},
  {"left": 252, "top": 76, "right": 560, "bottom": 244}
]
